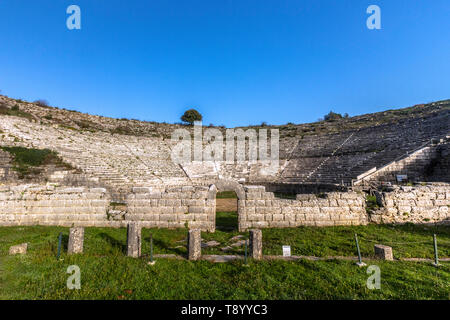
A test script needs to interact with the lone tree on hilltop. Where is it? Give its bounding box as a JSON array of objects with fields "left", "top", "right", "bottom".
[
  {"left": 324, "top": 111, "right": 343, "bottom": 121},
  {"left": 181, "top": 108, "right": 202, "bottom": 125}
]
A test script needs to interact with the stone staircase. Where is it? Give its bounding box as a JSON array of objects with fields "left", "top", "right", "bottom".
[
  {"left": 277, "top": 110, "right": 450, "bottom": 185},
  {"left": 354, "top": 136, "right": 450, "bottom": 185}
]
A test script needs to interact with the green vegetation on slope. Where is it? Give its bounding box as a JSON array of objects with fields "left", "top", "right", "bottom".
[
  {"left": 0, "top": 146, "right": 73, "bottom": 178},
  {"left": 0, "top": 103, "right": 34, "bottom": 121}
]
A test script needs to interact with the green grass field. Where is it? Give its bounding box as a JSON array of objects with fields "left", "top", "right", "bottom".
[{"left": 0, "top": 214, "right": 449, "bottom": 300}]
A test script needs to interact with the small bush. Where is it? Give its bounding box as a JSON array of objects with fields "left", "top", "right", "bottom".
[
  {"left": 34, "top": 99, "right": 50, "bottom": 108},
  {"left": 74, "top": 119, "right": 97, "bottom": 131},
  {"left": 366, "top": 195, "right": 380, "bottom": 214},
  {"left": 111, "top": 126, "right": 134, "bottom": 135},
  {"left": 324, "top": 111, "right": 343, "bottom": 122}
]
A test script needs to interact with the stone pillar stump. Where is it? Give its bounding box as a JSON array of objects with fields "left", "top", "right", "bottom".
[
  {"left": 68, "top": 227, "right": 84, "bottom": 254},
  {"left": 127, "top": 223, "right": 142, "bottom": 258},
  {"left": 188, "top": 229, "right": 201, "bottom": 261},
  {"left": 249, "top": 229, "right": 262, "bottom": 260}
]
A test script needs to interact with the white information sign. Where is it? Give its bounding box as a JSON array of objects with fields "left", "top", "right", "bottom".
[{"left": 282, "top": 245, "right": 291, "bottom": 257}]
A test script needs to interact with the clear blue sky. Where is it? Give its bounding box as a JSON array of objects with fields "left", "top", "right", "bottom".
[{"left": 0, "top": 1, "right": 449, "bottom": 127}]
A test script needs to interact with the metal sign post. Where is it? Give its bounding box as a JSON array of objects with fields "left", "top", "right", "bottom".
[{"left": 354, "top": 234, "right": 366, "bottom": 267}]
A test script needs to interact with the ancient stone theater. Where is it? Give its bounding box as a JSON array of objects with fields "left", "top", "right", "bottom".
[{"left": 0, "top": 95, "right": 449, "bottom": 231}]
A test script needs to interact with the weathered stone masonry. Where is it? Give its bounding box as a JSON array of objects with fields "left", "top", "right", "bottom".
[
  {"left": 0, "top": 184, "right": 216, "bottom": 230},
  {"left": 371, "top": 184, "right": 450, "bottom": 224},
  {"left": 126, "top": 185, "right": 216, "bottom": 231},
  {"left": 0, "top": 185, "right": 110, "bottom": 227},
  {"left": 0, "top": 183, "right": 449, "bottom": 230},
  {"left": 239, "top": 186, "right": 368, "bottom": 230}
]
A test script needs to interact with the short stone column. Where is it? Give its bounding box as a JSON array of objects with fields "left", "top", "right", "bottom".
[
  {"left": 249, "top": 229, "right": 263, "bottom": 260},
  {"left": 68, "top": 227, "right": 84, "bottom": 254},
  {"left": 374, "top": 244, "right": 393, "bottom": 261},
  {"left": 188, "top": 229, "right": 201, "bottom": 261},
  {"left": 127, "top": 223, "right": 142, "bottom": 258}
]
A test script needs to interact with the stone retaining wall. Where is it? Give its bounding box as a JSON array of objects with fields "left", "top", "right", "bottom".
[
  {"left": 126, "top": 185, "right": 215, "bottom": 231},
  {"left": 1, "top": 183, "right": 449, "bottom": 230},
  {"left": 239, "top": 186, "right": 368, "bottom": 230},
  {"left": 0, "top": 184, "right": 110, "bottom": 227},
  {"left": 0, "top": 184, "right": 217, "bottom": 230},
  {"left": 371, "top": 184, "right": 450, "bottom": 224}
]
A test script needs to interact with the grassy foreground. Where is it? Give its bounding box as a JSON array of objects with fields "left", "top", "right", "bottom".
[{"left": 0, "top": 218, "right": 449, "bottom": 300}]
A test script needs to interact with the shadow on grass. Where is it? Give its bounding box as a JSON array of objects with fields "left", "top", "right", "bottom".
[
  {"left": 98, "top": 233, "right": 126, "bottom": 254},
  {"left": 151, "top": 238, "right": 186, "bottom": 255},
  {"left": 61, "top": 234, "right": 69, "bottom": 251},
  {"left": 216, "top": 211, "right": 238, "bottom": 232}
]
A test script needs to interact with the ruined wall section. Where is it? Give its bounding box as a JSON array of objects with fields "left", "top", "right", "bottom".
[
  {"left": 0, "top": 185, "right": 110, "bottom": 227},
  {"left": 239, "top": 186, "right": 368, "bottom": 230},
  {"left": 1, "top": 183, "right": 448, "bottom": 230},
  {"left": 372, "top": 184, "right": 450, "bottom": 224},
  {"left": 126, "top": 186, "right": 215, "bottom": 231},
  {"left": 0, "top": 184, "right": 216, "bottom": 230}
]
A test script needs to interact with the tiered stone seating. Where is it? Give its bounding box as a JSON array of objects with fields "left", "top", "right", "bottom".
[
  {"left": 0, "top": 95, "right": 449, "bottom": 193},
  {"left": 279, "top": 110, "right": 450, "bottom": 185},
  {"left": 0, "top": 116, "right": 190, "bottom": 199}
]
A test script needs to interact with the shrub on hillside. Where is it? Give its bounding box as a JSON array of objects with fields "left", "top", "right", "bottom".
[
  {"left": 324, "top": 111, "right": 344, "bottom": 121},
  {"left": 0, "top": 102, "right": 33, "bottom": 120},
  {"left": 34, "top": 99, "right": 50, "bottom": 108}
]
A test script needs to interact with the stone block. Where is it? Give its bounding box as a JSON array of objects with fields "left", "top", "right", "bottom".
[
  {"left": 9, "top": 243, "right": 28, "bottom": 255},
  {"left": 252, "top": 221, "right": 268, "bottom": 228},
  {"left": 133, "top": 187, "right": 151, "bottom": 193},
  {"left": 374, "top": 244, "right": 393, "bottom": 261}
]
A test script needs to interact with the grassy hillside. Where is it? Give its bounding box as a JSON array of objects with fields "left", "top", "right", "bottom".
[{"left": 1, "top": 94, "right": 449, "bottom": 139}]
